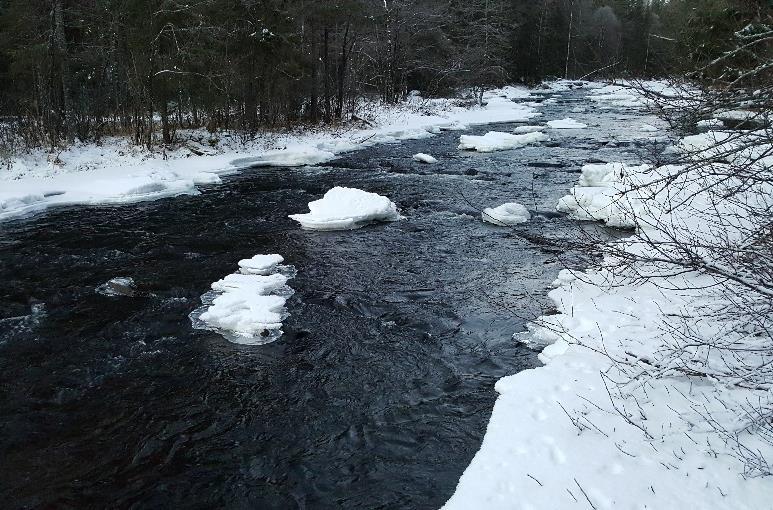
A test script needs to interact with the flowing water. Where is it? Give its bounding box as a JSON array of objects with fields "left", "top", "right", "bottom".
[{"left": 0, "top": 89, "right": 659, "bottom": 509}]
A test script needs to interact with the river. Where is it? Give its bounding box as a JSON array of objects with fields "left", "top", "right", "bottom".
[{"left": 0, "top": 88, "right": 656, "bottom": 509}]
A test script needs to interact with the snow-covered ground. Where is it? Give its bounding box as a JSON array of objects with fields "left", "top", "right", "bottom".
[
  {"left": 0, "top": 87, "right": 540, "bottom": 222},
  {"left": 444, "top": 86, "right": 773, "bottom": 509}
]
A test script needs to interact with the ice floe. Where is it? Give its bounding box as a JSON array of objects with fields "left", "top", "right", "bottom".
[
  {"left": 482, "top": 202, "right": 531, "bottom": 226},
  {"left": 546, "top": 117, "right": 587, "bottom": 129},
  {"left": 412, "top": 153, "right": 438, "bottom": 164},
  {"left": 512, "top": 125, "right": 545, "bottom": 134},
  {"left": 190, "top": 254, "right": 295, "bottom": 345},
  {"left": 289, "top": 186, "right": 401, "bottom": 231},
  {"left": 458, "top": 131, "right": 548, "bottom": 152},
  {"left": 238, "top": 254, "right": 284, "bottom": 275}
]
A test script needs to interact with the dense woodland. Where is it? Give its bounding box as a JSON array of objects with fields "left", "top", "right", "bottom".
[{"left": 0, "top": 0, "right": 769, "bottom": 148}]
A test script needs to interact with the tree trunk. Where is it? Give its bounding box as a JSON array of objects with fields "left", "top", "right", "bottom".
[
  {"left": 52, "top": 0, "right": 73, "bottom": 143},
  {"left": 323, "top": 27, "right": 331, "bottom": 122}
]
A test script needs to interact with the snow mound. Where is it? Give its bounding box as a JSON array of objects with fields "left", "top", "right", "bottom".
[
  {"left": 556, "top": 162, "right": 652, "bottom": 228},
  {"left": 238, "top": 254, "right": 284, "bottom": 275},
  {"left": 482, "top": 202, "right": 531, "bottom": 226},
  {"left": 190, "top": 255, "right": 296, "bottom": 345},
  {"left": 640, "top": 124, "right": 658, "bottom": 132},
  {"left": 458, "top": 131, "right": 548, "bottom": 152},
  {"left": 412, "top": 153, "right": 438, "bottom": 164},
  {"left": 513, "top": 125, "right": 545, "bottom": 134},
  {"left": 547, "top": 117, "right": 587, "bottom": 129},
  {"left": 289, "top": 186, "right": 401, "bottom": 231}
]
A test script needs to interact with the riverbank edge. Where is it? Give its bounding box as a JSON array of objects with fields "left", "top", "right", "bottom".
[{"left": 0, "top": 85, "right": 554, "bottom": 223}]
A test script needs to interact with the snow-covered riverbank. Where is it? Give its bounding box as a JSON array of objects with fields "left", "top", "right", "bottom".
[
  {"left": 444, "top": 85, "right": 773, "bottom": 509},
  {"left": 0, "top": 87, "right": 542, "bottom": 222}
]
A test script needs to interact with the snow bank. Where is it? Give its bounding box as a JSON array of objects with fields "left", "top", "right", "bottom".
[
  {"left": 190, "top": 254, "right": 295, "bottom": 345},
  {"left": 1, "top": 85, "right": 542, "bottom": 222},
  {"left": 556, "top": 162, "right": 652, "bottom": 228},
  {"left": 458, "top": 131, "right": 548, "bottom": 152},
  {"left": 547, "top": 117, "right": 587, "bottom": 129},
  {"left": 289, "top": 186, "right": 401, "bottom": 231},
  {"left": 482, "top": 202, "right": 531, "bottom": 226},
  {"left": 588, "top": 80, "right": 698, "bottom": 110},
  {"left": 445, "top": 114, "right": 773, "bottom": 510},
  {"left": 241, "top": 145, "right": 336, "bottom": 167},
  {"left": 412, "top": 153, "right": 438, "bottom": 164},
  {"left": 444, "top": 267, "right": 773, "bottom": 509}
]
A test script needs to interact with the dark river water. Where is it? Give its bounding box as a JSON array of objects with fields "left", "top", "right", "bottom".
[{"left": 0, "top": 89, "right": 656, "bottom": 509}]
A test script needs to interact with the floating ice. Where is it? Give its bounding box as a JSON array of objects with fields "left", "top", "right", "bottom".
[
  {"left": 289, "top": 186, "right": 401, "bottom": 231},
  {"left": 238, "top": 254, "right": 284, "bottom": 275},
  {"left": 697, "top": 118, "right": 724, "bottom": 130},
  {"left": 482, "top": 202, "right": 531, "bottom": 226},
  {"left": 512, "top": 125, "right": 545, "bottom": 134},
  {"left": 546, "top": 117, "right": 587, "bottom": 129},
  {"left": 412, "top": 153, "right": 438, "bottom": 164},
  {"left": 640, "top": 124, "right": 658, "bottom": 132},
  {"left": 96, "top": 277, "right": 137, "bottom": 297},
  {"left": 458, "top": 131, "right": 548, "bottom": 152},
  {"left": 190, "top": 255, "right": 295, "bottom": 345}
]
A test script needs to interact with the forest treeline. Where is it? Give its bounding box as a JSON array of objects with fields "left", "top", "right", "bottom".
[{"left": 0, "top": 0, "right": 768, "bottom": 148}]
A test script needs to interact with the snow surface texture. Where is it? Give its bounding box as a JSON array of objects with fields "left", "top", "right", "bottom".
[
  {"left": 190, "top": 254, "right": 296, "bottom": 345},
  {"left": 289, "top": 186, "right": 401, "bottom": 231},
  {"left": 547, "top": 117, "right": 588, "bottom": 129},
  {"left": 0, "top": 86, "right": 541, "bottom": 222},
  {"left": 412, "top": 153, "right": 438, "bottom": 164},
  {"left": 458, "top": 131, "right": 548, "bottom": 152},
  {"left": 482, "top": 202, "right": 531, "bottom": 226},
  {"left": 444, "top": 86, "right": 773, "bottom": 509}
]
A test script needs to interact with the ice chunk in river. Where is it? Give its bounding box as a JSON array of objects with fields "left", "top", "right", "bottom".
[
  {"left": 412, "top": 153, "right": 438, "bottom": 164},
  {"left": 238, "top": 254, "right": 284, "bottom": 275},
  {"left": 190, "top": 255, "right": 295, "bottom": 345},
  {"left": 547, "top": 117, "right": 587, "bottom": 129},
  {"left": 458, "top": 131, "right": 548, "bottom": 152},
  {"left": 482, "top": 202, "right": 531, "bottom": 226},
  {"left": 96, "top": 277, "right": 137, "bottom": 297},
  {"left": 512, "top": 125, "right": 545, "bottom": 134},
  {"left": 289, "top": 186, "right": 401, "bottom": 231}
]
